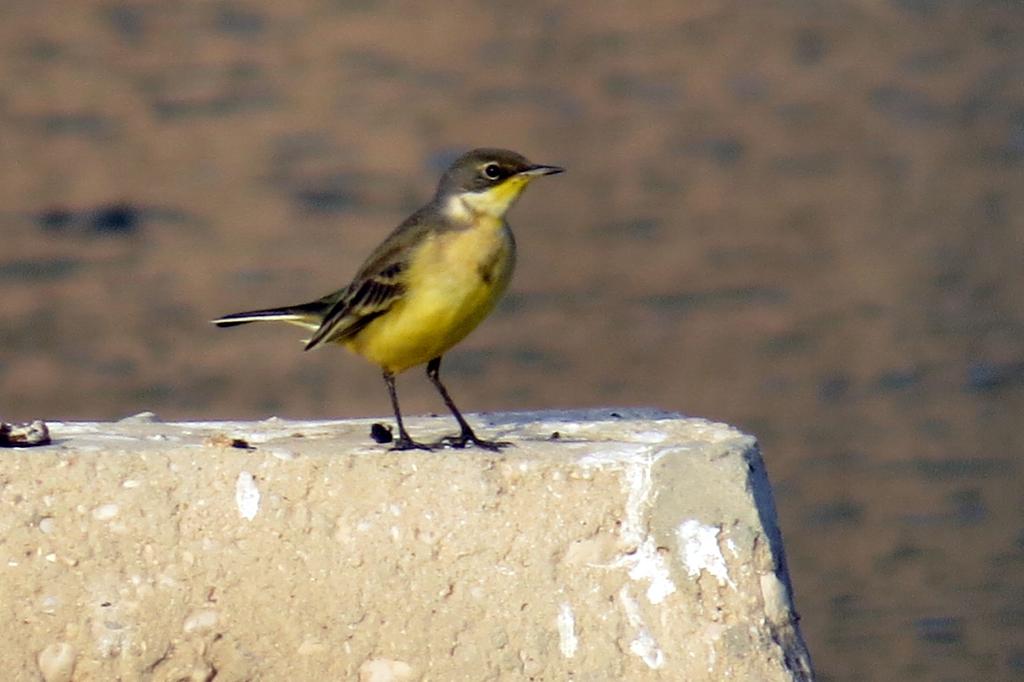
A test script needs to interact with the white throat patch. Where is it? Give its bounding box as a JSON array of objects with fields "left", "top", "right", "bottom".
[{"left": 443, "top": 177, "right": 529, "bottom": 222}]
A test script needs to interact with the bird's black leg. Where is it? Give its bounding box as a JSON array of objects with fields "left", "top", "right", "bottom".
[
  {"left": 382, "top": 370, "right": 433, "bottom": 451},
  {"left": 426, "top": 357, "right": 510, "bottom": 451}
]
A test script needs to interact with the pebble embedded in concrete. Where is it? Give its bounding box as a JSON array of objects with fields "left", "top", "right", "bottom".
[
  {"left": 37, "top": 642, "right": 75, "bottom": 682},
  {"left": 359, "top": 658, "right": 416, "bottom": 681},
  {"left": 183, "top": 609, "right": 219, "bottom": 634},
  {"left": 92, "top": 504, "right": 119, "bottom": 521}
]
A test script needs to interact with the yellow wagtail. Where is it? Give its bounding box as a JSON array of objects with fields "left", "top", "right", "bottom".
[{"left": 213, "top": 148, "right": 563, "bottom": 450}]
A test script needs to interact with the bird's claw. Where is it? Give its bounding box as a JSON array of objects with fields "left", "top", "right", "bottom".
[
  {"left": 389, "top": 436, "right": 435, "bottom": 452},
  {"left": 436, "top": 432, "right": 511, "bottom": 451}
]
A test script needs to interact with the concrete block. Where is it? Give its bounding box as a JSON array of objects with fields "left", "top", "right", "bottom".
[{"left": 0, "top": 409, "right": 813, "bottom": 680}]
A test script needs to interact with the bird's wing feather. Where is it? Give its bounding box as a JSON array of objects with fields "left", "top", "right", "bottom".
[{"left": 304, "top": 213, "right": 434, "bottom": 350}]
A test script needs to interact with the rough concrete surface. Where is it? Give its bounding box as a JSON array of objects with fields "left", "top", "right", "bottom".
[{"left": 0, "top": 409, "right": 812, "bottom": 681}]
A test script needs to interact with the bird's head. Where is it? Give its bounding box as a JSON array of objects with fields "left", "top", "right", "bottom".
[{"left": 437, "top": 148, "right": 563, "bottom": 221}]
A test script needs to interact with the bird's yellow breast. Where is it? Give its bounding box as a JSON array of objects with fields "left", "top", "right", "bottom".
[{"left": 344, "top": 216, "right": 515, "bottom": 373}]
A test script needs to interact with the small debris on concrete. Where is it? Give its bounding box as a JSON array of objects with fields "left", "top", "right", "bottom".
[
  {"left": 205, "top": 434, "right": 256, "bottom": 450},
  {"left": 0, "top": 420, "right": 52, "bottom": 447},
  {"left": 370, "top": 422, "right": 393, "bottom": 444}
]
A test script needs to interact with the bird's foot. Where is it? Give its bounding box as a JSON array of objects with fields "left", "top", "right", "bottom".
[
  {"left": 436, "top": 430, "right": 511, "bottom": 452},
  {"left": 389, "top": 435, "right": 435, "bottom": 452}
]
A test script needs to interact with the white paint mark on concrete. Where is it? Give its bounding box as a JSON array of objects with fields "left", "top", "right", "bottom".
[
  {"left": 557, "top": 602, "right": 578, "bottom": 658},
  {"left": 633, "top": 430, "right": 668, "bottom": 443},
  {"left": 618, "top": 586, "right": 664, "bottom": 669},
  {"left": 627, "top": 537, "right": 676, "bottom": 604},
  {"left": 235, "top": 471, "right": 260, "bottom": 520},
  {"left": 599, "top": 447, "right": 678, "bottom": 604},
  {"left": 577, "top": 442, "right": 652, "bottom": 467},
  {"left": 676, "top": 520, "right": 735, "bottom": 589}
]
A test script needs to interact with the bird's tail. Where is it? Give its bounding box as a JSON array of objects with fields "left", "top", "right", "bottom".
[{"left": 212, "top": 300, "right": 327, "bottom": 331}]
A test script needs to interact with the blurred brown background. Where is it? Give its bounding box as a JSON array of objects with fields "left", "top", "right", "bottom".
[{"left": 3, "top": 1, "right": 1023, "bottom": 679}]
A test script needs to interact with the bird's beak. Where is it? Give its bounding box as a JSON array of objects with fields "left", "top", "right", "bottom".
[{"left": 520, "top": 164, "right": 565, "bottom": 177}]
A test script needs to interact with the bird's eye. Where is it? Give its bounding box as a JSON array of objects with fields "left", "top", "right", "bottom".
[{"left": 483, "top": 163, "right": 502, "bottom": 180}]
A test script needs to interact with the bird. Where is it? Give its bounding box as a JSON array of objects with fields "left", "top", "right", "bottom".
[{"left": 213, "top": 148, "right": 563, "bottom": 451}]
